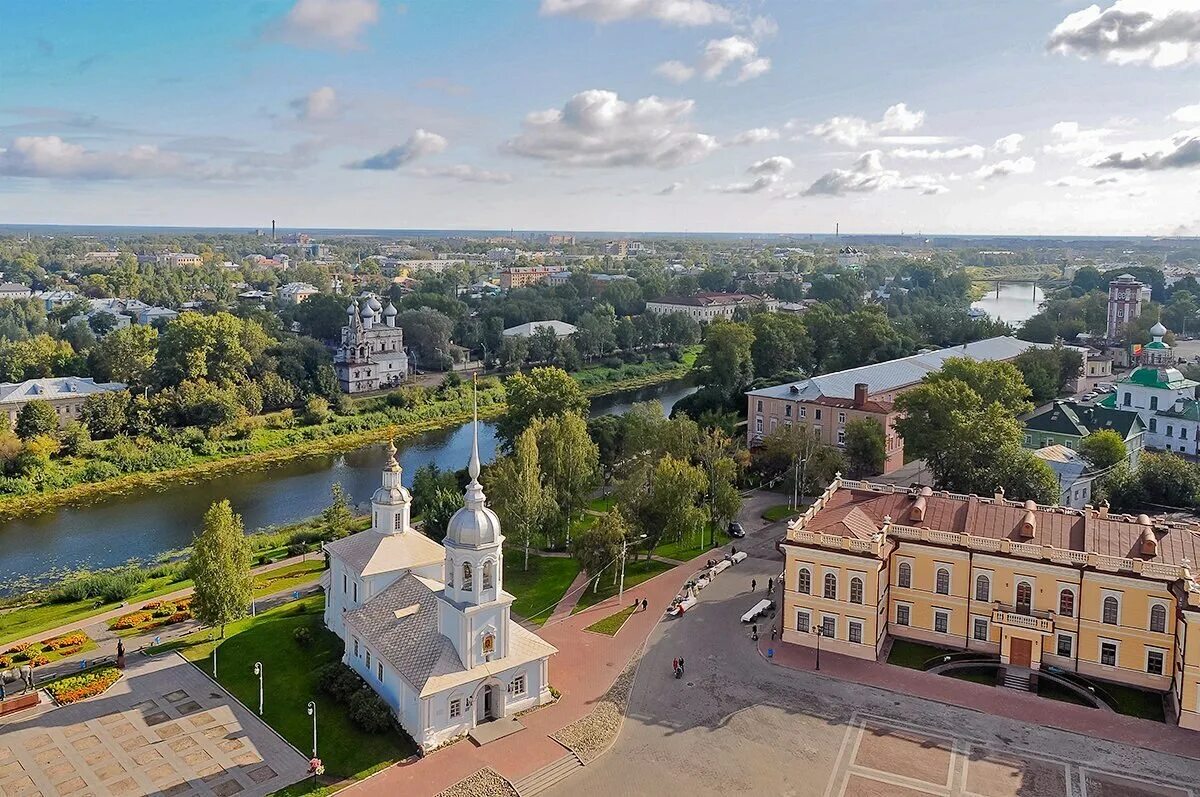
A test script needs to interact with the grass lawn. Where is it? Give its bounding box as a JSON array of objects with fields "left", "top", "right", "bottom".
[
  {"left": 503, "top": 553, "right": 582, "bottom": 625},
  {"left": 254, "top": 560, "right": 326, "bottom": 599},
  {"left": 886, "top": 640, "right": 952, "bottom": 670},
  {"left": 762, "top": 504, "right": 801, "bottom": 523},
  {"left": 1037, "top": 680, "right": 1095, "bottom": 708},
  {"left": 157, "top": 596, "right": 415, "bottom": 780},
  {"left": 573, "top": 558, "right": 673, "bottom": 614},
  {"left": 652, "top": 526, "right": 730, "bottom": 562},
  {"left": 940, "top": 668, "right": 996, "bottom": 686},
  {"left": 1102, "top": 681, "right": 1165, "bottom": 722},
  {"left": 588, "top": 495, "right": 616, "bottom": 513},
  {"left": 584, "top": 605, "right": 637, "bottom": 636}
]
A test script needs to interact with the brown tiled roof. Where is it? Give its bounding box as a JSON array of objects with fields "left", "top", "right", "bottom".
[
  {"left": 805, "top": 484, "right": 1200, "bottom": 568},
  {"left": 806, "top": 395, "right": 894, "bottom": 414}
]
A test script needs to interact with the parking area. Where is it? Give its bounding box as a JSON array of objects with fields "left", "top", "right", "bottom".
[{"left": 0, "top": 654, "right": 307, "bottom": 797}]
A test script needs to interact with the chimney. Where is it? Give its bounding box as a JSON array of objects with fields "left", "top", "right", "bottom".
[
  {"left": 854, "top": 383, "right": 869, "bottom": 409},
  {"left": 1020, "top": 500, "right": 1037, "bottom": 539},
  {"left": 1140, "top": 528, "right": 1158, "bottom": 558},
  {"left": 1098, "top": 499, "right": 1110, "bottom": 518},
  {"left": 271, "top": 219, "right": 276, "bottom": 241},
  {"left": 994, "top": 485, "right": 1006, "bottom": 503}
]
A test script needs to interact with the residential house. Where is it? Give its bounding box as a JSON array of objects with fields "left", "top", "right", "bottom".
[
  {"left": 1019, "top": 400, "right": 1145, "bottom": 466},
  {"left": 0, "top": 377, "right": 127, "bottom": 429}
]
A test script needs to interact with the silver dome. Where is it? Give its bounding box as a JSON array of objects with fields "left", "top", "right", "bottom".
[
  {"left": 372, "top": 484, "right": 411, "bottom": 506},
  {"left": 445, "top": 503, "right": 501, "bottom": 547}
]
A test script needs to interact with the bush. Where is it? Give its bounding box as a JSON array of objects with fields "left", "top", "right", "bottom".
[
  {"left": 166, "top": 611, "right": 190, "bottom": 624},
  {"left": 293, "top": 626, "right": 313, "bottom": 647},
  {"left": 286, "top": 542, "right": 307, "bottom": 557},
  {"left": 317, "top": 662, "right": 365, "bottom": 703},
  {"left": 302, "top": 397, "right": 331, "bottom": 426},
  {"left": 110, "top": 611, "right": 152, "bottom": 630},
  {"left": 28, "top": 653, "right": 50, "bottom": 667},
  {"left": 0, "top": 655, "right": 10, "bottom": 668},
  {"left": 348, "top": 686, "right": 395, "bottom": 733},
  {"left": 50, "top": 569, "right": 144, "bottom": 604}
]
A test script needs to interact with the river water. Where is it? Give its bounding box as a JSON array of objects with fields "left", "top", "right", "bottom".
[
  {"left": 970, "top": 281, "right": 1046, "bottom": 327},
  {"left": 0, "top": 379, "right": 698, "bottom": 591}
]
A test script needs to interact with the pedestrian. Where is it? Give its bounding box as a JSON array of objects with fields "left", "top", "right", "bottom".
[
  {"left": 116, "top": 639, "right": 126, "bottom": 669},
  {"left": 771, "top": 625, "right": 777, "bottom": 641},
  {"left": 679, "top": 656, "right": 685, "bottom": 673},
  {"left": 642, "top": 598, "right": 648, "bottom": 612},
  {"left": 751, "top": 623, "right": 758, "bottom": 641},
  {"left": 768, "top": 578, "right": 774, "bottom": 595},
  {"left": 751, "top": 578, "right": 757, "bottom": 592},
  {"left": 673, "top": 657, "right": 679, "bottom": 673},
  {"left": 731, "top": 545, "right": 738, "bottom": 555}
]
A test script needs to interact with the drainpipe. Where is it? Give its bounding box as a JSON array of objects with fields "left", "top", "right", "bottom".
[
  {"left": 1075, "top": 568, "right": 1084, "bottom": 673},
  {"left": 965, "top": 550, "right": 973, "bottom": 651}
]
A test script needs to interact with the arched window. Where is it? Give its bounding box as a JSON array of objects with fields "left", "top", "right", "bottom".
[
  {"left": 897, "top": 562, "right": 911, "bottom": 588},
  {"left": 447, "top": 560, "right": 455, "bottom": 588},
  {"left": 975, "top": 575, "right": 990, "bottom": 602},
  {"left": 1102, "top": 596, "right": 1119, "bottom": 625},
  {"left": 482, "top": 560, "right": 494, "bottom": 590},
  {"left": 462, "top": 562, "right": 473, "bottom": 591},
  {"left": 1150, "top": 604, "right": 1167, "bottom": 633},
  {"left": 823, "top": 573, "right": 837, "bottom": 600},
  {"left": 1016, "top": 581, "right": 1032, "bottom": 614},
  {"left": 935, "top": 568, "right": 950, "bottom": 595},
  {"left": 1058, "top": 589, "right": 1074, "bottom": 617},
  {"left": 798, "top": 568, "right": 811, "bottom": 595},
  {"left": 850, "top": 577, "right": 864, "bottom": 604}
]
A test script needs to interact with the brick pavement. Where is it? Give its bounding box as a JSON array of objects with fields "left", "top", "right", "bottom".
[{"left": 759, "top": 636, "right": 1200, "bottom": 762}]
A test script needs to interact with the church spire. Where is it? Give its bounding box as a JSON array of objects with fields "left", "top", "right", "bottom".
[{"left": 464, "top": 375, "right": 485, "bottom": 507}]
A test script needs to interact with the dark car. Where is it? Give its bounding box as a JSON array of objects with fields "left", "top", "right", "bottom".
[{"left": 728, "top": 521, "right": 746, "bottom": 538}]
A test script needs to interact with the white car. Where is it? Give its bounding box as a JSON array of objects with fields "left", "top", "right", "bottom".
[{"left": 741, "top": 599, "right": 773, "bottom": 623}]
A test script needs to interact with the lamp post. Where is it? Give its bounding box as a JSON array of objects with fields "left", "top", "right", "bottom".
[
  {"left": 811, "top": 624, "right": 824, "bottom": 671},
  {"left": 617, "top": 534, "right": 648, "bottom": 603},
  {"left": 253, "top": 662, "right": 263, "bottom": 716},
  {"left": 792, "top": 457, "right": 807, "bottom": 510},
  {"left": 212, "top": 646, "right": 217, "bottom": 678},
  {"left": 306, "top": 701, "right": 317, "bottom": 758}
]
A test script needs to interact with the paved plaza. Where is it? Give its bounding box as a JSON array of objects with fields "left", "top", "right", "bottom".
[{"left": 0, "top": 654, "right": 307, "bottom": 797}]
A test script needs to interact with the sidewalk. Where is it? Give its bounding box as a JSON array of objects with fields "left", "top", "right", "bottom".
[
  {"left": 544, "top": 571, "right": 590, "bottom": 625},
  {"left": 342, "top": 548, "right": 714, "bottom": 796},
  {"left": 758, "top": 636, "right": 1200, "bottom": 762}
]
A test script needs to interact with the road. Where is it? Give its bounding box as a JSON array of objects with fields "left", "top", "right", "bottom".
[{"left": 548, "top": 521, "right": 1200, "bottom": 797}]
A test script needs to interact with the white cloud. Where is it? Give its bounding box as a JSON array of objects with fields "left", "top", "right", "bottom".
[
  {"left": 994, "top": 133, "right": 1024, "bottom": 154},
  {"left": 737, "top": 57, "right": 771, "bottom": 82},
  {"left": 654, "top": 60, "right": 695, "bottom": 83},
  {"left": 414, "top": 164, "right": 513, "bottom": 183},
  {"left": 728, "top": 127, "right": 779, "bottom": 146},
  {"left": 747, "top": 15, "right": 778, "bottom": 39},
  {"left": 0, "top": 136, "right": 193, "bottom": 180},
  {"left": 1048, "top": 0, "right": 1200, "bottom": 67},
  {"left": 539, "top": 0, "right": 731, "bottom": 26},
  {"left": 504, "top": 89, "right": 718, "bottom": 168},
  {"left": 346, "top": 129, "right": 447, "bottom": 170},
  {"left": 1171, "top": 103, "right": 1200, "bottom": 122},
  {"left": 717, "top": 155, "right": 793, "bottom": 193},
  {"left": 972, "top": 157, "right": 1036, "bottom": 180},
  {"left": 657, "top": 181, "right": 684, "bottom": 195},
  {"left": 1043, "top": 121, "right": 1115, "bottom": 156},
  {"left": 1048, "top": 174, "right": 1124, "bottom": 187},
  {"left": 890, "top": 145, "right": 985, "bottom": 161},
  {"left": 290, "top": 86, "right": 338, "bottom": 121},
  {"left": 1088, "top": 132, "right": 1200, "bottom": 169},
  {"left": 808, "top": 103, "right": 926, "bottom": 146},
  {"left": 802, "top": 151, "right": 899, "bottom": 196},
  {"left": 272, "top": 0, "right": 380, "bottom": 50},
  {"left": 898, "top": 174, "right": 950, "bottom": 195}
]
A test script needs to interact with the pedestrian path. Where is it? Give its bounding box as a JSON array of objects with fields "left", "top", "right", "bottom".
[{"left": 544, "top": 571, "right": 590, "bottom": 625}]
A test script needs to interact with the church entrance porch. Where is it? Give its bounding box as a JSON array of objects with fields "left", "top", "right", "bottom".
[{"left": 473, "top": 680, "right": 505, "bottom": 725}]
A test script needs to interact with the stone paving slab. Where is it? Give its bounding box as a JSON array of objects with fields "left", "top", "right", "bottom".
[{"left": 0, "top": 654, "right": 306, "bottom": 797}]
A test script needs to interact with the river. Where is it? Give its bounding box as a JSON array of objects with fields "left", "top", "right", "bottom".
[
  {"left": 970, "top": 281, "right": 1045, "bottom": 327},
  {"left": 0, "top": 378, "right": 699, "bottom": 591}
]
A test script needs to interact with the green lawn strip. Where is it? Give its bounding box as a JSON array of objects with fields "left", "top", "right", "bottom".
[
  {"left": 584, "top": 605, "right": 637, "bottom": 636},
  {"left": 762, "top": 504, "right": 801, "bottom": 523},
  {"left": 254, "top": 560, "right": 327, "bottom": 599},
  {"left": 652, "top": 526, "right": 730, "bottom": 562},
  {"left": 573, "top": 558, "right": 673, "bottom": 614},
  {"left": 1036, "top": 680, "right": 1094, "bottom": 707},
  {"left": 503, "top": 553, "right": 581, "bottom": 625},
  {"left": 161, "top": 596, "right": 414, "bottom": 779},
  {"left": 940, "top": 669, "right": 996, "bottom": 687},
  {"left": 1101, "top": 681, "right": 1165, "bottom": 721},
  {"left": 885, "top": 640, "right": 952, "bottom": 670},
  {"left": 587, "top": 496, "right": 616, "bottom": 513}
]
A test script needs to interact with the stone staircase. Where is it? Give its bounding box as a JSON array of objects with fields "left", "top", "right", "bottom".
[
  {"left": 512, "top": 752, "right": 584, "bottom": 796},
  {"left": 1002, "top": 668, "right": 1032, "bottom": 692}
]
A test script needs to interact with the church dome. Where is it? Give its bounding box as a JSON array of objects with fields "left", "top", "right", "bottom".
[
  {"left": 367, "top": 296, "right": 382, "bottom": 312},
  {"left": 383, "top": 302, "right": 398, "bottom": 318},
  {"left": 445, "top": 502, "right": 501, "bottom": 547},
  {"left": 373, "top": 483, "right": 411, "bottom": 506},
  {"left": 1151, "top": 321, "right": 1167, "bottom": 337},
  {"left": 360, "top": 302, "right": 375, "bottom": 319},
  {"left": 346, "top": 300, "right": 358, "bottom": 315}
]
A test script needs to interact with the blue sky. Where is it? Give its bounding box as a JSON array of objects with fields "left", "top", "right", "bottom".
[{"left": 2, "top": 0, "right": 1200, "bottom": 234}]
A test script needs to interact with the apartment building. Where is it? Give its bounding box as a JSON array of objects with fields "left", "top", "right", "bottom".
[
  {"left": 498, "top": 265, "right": 566, "bottom": 290},
  {"left": 645, "top": 292, "right": 777, "bottom": 323},
  {"left": 0, "top": 377, "right": 127, "bottom": 429},
  {"left": 156, "top": 252, "right": 202, "bottom": 267},
  {"left": 781, "top": 476, "right": 1200, "bottom": 729}
]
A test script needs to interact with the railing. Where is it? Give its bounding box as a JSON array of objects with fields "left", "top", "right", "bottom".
[{"left": 991, "top": 606, "right": 1055, "bottom": 634}]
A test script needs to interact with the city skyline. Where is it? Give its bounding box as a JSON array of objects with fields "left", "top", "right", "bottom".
[{"left": 4, "top": 0, "right": 1200, "bottom": 235}]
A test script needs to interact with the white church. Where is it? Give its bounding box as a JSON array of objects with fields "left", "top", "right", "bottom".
[{"left": 322, "top": 410, "right": 556, "bottom": 752}]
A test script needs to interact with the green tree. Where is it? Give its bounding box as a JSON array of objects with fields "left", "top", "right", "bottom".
[
  {"left": 294, "top": 293, "right": 348, "bottom": 341},
  {"left": 535, "top": 412, "right": 600, "bottom": 547},
  {"left": 420, "top": 487, "right": 462, "bottom": 542},
  {"left": 497, "top": 366, "right": 588, "bottom": 449},
  {"left": 570, "top": 510, "right": 627, "bottom": 593},
  {"left": 748, "top": 312, "right": 811, "bottom": 379},
  {"left": 322, "top": 482, "right": 353, "bottom": 538},
  {"left": 488, "top": 427, "right": 557, "bottom": 569},
  {"left": 1079, "top": 429, "right": 1129, "bottom": 471},
  {"left": 95, "top": 324, "right": 158, "bottom": 386},
  {"left": 932, "top": 357, "right": 1033, "bottom": 416},
  {"left": 625, "top": 454, "right": 707, "bottom": 556},
  {"left": 697, "top": 320, "right": 754, "bottom": 395},
  {"left": 412, "top": 464, "right": 460, "bottom": 519},
  {"left": 189, "top": 500, "right": 253, "bottom": 638},
  {"left": 79, "top": 390, "right": 131, "bottom": 439},
  {"left": 527, "top": 325, "right": 560, "bottom": 363},
  {"left": 844, "top": 418, "right": 887, "bottom": 478},
  {"left": 15, "top": 400, "right": 58, "bottom": 440}
]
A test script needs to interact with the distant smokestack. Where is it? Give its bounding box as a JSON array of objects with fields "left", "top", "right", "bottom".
[
  {"left": 836, "top": 222, "right": 839, "bottom": 239},
  {"left": 272, "top": 220, "right": 276, "bottom": 241}
]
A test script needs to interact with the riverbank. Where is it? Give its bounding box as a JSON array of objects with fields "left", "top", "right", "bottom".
[{"left": 0, "top": 352, "right": 698, "bottom": 523}]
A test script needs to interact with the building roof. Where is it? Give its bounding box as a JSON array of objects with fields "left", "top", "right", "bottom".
[
  {"left": 0, "top": 377, "right": 127, "bottom": 405},
  {"left": 1032, "top": 445, "right": 1091, "bottom": 486},
  {"left": 748, "top": 336, "right": 1063, "bottom": 402},
  {"left": 502, "top": 320, "right": 578, "bottom": 338},
  {"left": 650, "top": 292, "right": 771, "bottom": 307},
  {"left": 1020, "top": 400, "right": 1145, "bottom": 441},
  {"left": 325, "top": 529, "right": 445, "bottom": 578},
  {"left": 0, "top": 283, "right": 31, "bottom": 293},
  {"left": 806, "top": 394, "right": 894, "bottom": 414},
  {"left": 1125, "top": 366, "right": 1196, "bottom": 390}
]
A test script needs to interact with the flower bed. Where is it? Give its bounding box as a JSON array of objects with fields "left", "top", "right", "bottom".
[
  {"left": 46, "top": 666, "right": 121, "bottom": 705},
  {"left": 109, "top": 602, "right": 192, "bottom": 633}
]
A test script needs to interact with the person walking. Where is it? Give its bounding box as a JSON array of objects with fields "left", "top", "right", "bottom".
[
  {"left": 767, "top": 578, "right": 774, "bottom": 596},
  {"left": 751, "top": 578, "right": 757, "bottom": 592},
  {"left": 641, "top": 598, "right": 648, "bottom": 612},
  {"left": 771, "top": 625, "right": 777, "bottom": 641},
  {"left": 673, "top": 657, "right": 679, "bottom": 674},
  {"left": 679, "top": 656, "right": 685, "bottom": 674}
]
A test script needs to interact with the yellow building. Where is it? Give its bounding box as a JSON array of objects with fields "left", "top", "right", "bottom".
[{"left": 781, "top": 476, "right": 1200, "bottom": 730}]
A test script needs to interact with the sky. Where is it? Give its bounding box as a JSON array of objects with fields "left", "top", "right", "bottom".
[{"left": 3, "top": 0, "right": 1200, "bottom": 236}]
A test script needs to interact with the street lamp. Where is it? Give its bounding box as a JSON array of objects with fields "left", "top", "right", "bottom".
[
  {"left": 811, "top": 624, "right": 824, "bottom": 671},
  {"left": 253, "top": 662, "right": 263, "bottom": 716},
  {"left": 212, "top": 646, "right": 217, "bottom": 678},
  {"left": 617, "top": 534, "right": 648, "bottom": 603},
  {"left": 307, "top": 701, "right": 317, "bottom": 758},
  {"left": 792, "top": 456, "right": 807, "bottom": 510}
]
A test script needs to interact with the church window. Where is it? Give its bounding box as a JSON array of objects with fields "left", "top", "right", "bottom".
[
  {"left": 395, "top": 513, "right": 404, "bottom": 531},
  {"left": 353, "top": 638, "right": 359, "bottom": 657},
  {"left": 1151, "top": 396, "right": 1159, "bottom": 410},
  {"left": 343, "top": 574, "right": 347, "bottom": 594},
  {"left": 366, "top": 650, "right": 371, "bottom": 669},
  {"left": 509, "top": 675, "right": 526, "bottom": 696},
  {"left": 447, "top": 561, "right": 454, "bottom": 588},
  {"left": 462, "top": 563, "right": 473, "bottom": 591},
  {"left": 377, "top": 663, "right": 384, "bottom": 682},
  {"left": 353, "top": 582, "right": 358, "bottom": 602},
  {"left": 1150, "top": 604, "right": 1167, "bottom": 633},
  {"left": 1150, "top": 418, "right": 1157, "bottom": 433},
  {"left": 482, "top": 633, "right": 495, "bottom": 656},
  {"left": 483, "top": 561, "right": 494, "bottom": 590},
  {"left": 449, "top": 698, "right": 462, "bottom": 719}
]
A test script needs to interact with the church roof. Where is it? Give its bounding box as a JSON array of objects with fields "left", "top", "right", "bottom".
[
  {"left": 325, "top": 529, "right": 444, "bottom": 577},
  {"left": 1124, "top": 366, "right": 1196, "bottom": 390}
]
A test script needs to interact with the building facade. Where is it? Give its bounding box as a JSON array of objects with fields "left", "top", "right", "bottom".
[
  {"left": 781, "top": 476, "right": 1200, "bottom": 730},
  {"left": 498, "top": 266, "right": 566, "bottom": 289},
  {"left": 645, "top": 292, "right": 778, "bottom": 323},
  {"left": 1107, "top": 274, "right": 1146, "bottom": 340},
  {"left": 1019, "top": 400, "right": 1145, "bottom": 466},
  {"left": 334, "top": 296, "right": 409, "bottom": 394},
  {"left": 323, "top": 425, "right": 556, "bottom": 753},
  {"left": 278, "top": 282, "right": 320, "bottom": 306},
  {"left": 0, "top": 377, "right": 127, "bottom": 429},
  {"left": 1102, "top": 323, "right": 1200, "bottom": 456}
]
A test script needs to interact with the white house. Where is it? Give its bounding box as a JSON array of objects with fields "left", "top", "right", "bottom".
[
  {"left": 1105, "top": 322, "right": 1200, "bottom": 456},
  {"left": 322, "top": 414, "right": 556, "bottom": 753}
]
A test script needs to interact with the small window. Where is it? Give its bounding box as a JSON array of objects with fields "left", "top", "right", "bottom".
[
  {"left": 815, "top": 409, "right": 822, "bottom": 421},
  {"left": 1059, "top": 589, "right": 1074, "bottom": 617},
  {"left": 935, "top": 568, "right": 950, "bottom": 595},
  {"left": 353, "top": 582, "right": 358, "bottom": 602},
  {"left": 1183, "top": 428, "right": 1189, "bottom": 440},
  {"left": 934, "top": 611, "right": 949, "bottom": 634},
  {"left": 823, "top": 573, "right": 837, "bottom": 600},
  {"left": 799, "top": 406, "right": 807, "bottom": 419},
  {"left": 1103, "top": 596, "right": 1119, "bottom": 625},
  {"left": 353, "top": 638, "right": 360, "bottom": 657},
  {"left": 343, "top": 573, "right": 347, "bottom": 594},
  {"left": 973, "top": 618, "right": 988, "bottom": 641},
  {"left": 755, "top": 417, "right": 763, "bottom": 434},
  {"left": 483, "top": 560, "right": 494, "bottom": 590},
  {"left": 1151, "top": 396, "right": 1159, "bottom": 410},
  {"left": 377, "top": 663, "right": 384, "bottom": 681},
  {"left": 897, "top": 562, "right": 912, "bottom": 588},
  {"left": 797, "top": 610, "right": 811, "bottom": 633},
  {"left": 798, "top": 568, "right": 811, "bottom": 595},
  {"left": 366, "top": 650, "right": 372, "bottom": 669},
  {"left": 784, "top": 405, "right": 792, "bottom": 418},
  {"left": 510, "top": 675, "right": 527, "bottom": 696},
  {"left": 1147, "top": 649, "right": 1164, "bottom": 675},
  {"left": 837, "top": 429, "right": 846, "bottom": 445},
  {"left": 447, "top": 560, "right": 454, "bottom": 588},
  {"left": 756, "top": 400, "right": 763, "bottom": 413},
  {"left": 1123, "top": 392, "right": 1131, "bottom": 406},
  {"left": 1150, "top": 418, "right": 1158, "bottom": 432},
  {"left": 821, "top": 616, "right": 835, "bottom": 638},
  {"left": 838, "top": 412, "right": 846, "bottom": 425},
  {"left": 449, "top": 698, "right": 462, "bottom": 719},
  {"left": 1057, "top": 634, "right": 1073, "bottom": 658},
  {"left": 975, "top": 574, "right": 990, "bottom": 602},
  {"left": 896, "top": 604, "right": 910, "bottom": 626},
  {"left": 1016, "top": 581, "right": 1032, "bottom": 614},
  {"left": 848, "top": 620, "right": 863, "bottom": 644},
  {"left": 1150, "top": 604, "right": 1167, "bottom": 633},
  {"left": 463, "top": 562, "right": 473, "bottom": 591},
  {"left": 395, "top": 514, "right": 404, "bottom": 531},
  {"left": 1100, "top": 641, "right": 1117, "bottom": 666},
  {"left": 849, "top": 577, "right": 864, "bottom": 605},
  {"left": 1167, "top": 425, "right": 1174, "bottom": 438}
]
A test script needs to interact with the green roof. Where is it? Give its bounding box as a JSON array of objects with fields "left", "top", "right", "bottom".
[
  {"left": 1161, "top": 400, "right": 1200, "bottom": 422},
  {"left": 1124, "top": 366, "right": 1197, "bottom": 390},
  {"left": 1021, "top": 400, "right": 1145, "bottom": 441}
]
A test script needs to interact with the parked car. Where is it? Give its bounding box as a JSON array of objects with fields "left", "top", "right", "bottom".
[
  {"left": 728, "top": 521, "right": 746, "bottom": 538},
  {"left": 1083, "top": 392, "right": 1098, "bottom": 401}
]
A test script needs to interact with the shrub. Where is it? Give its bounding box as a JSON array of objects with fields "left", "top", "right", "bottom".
[
  {"left": 166, "top": 611, "right": 190, "bottom": 624},
  {"left": 286, "top": 542, "right": 307, "bottom": 557},
  {"left": 316, "top": 662, "right": 365, "bottom": 703},
  {"left": 47, "top": 666, "right": 120, "bottom": 704},
  {"left": 44, "top": 632, "right": 88, "bottom": 650},
  {"left": 110, "top": 611, "right": 152, "bottom": 630},
  {"left": 50, "top": 569, "right": 143, "bottom": 604},
  {"left": 348, "top": 687, "right": 394, "bottom": 733},
  {"left": 28, "top": 653, "right": 50, "bottom": 667},
  {"left": 0, "top": 655, "right": 10, "bottom": 668},
  {"left": 293, "top": 626, "right": 313, "bottom": 647},
  {"left": 302, "top": 397, "right": 331, "bottom": 426}
]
